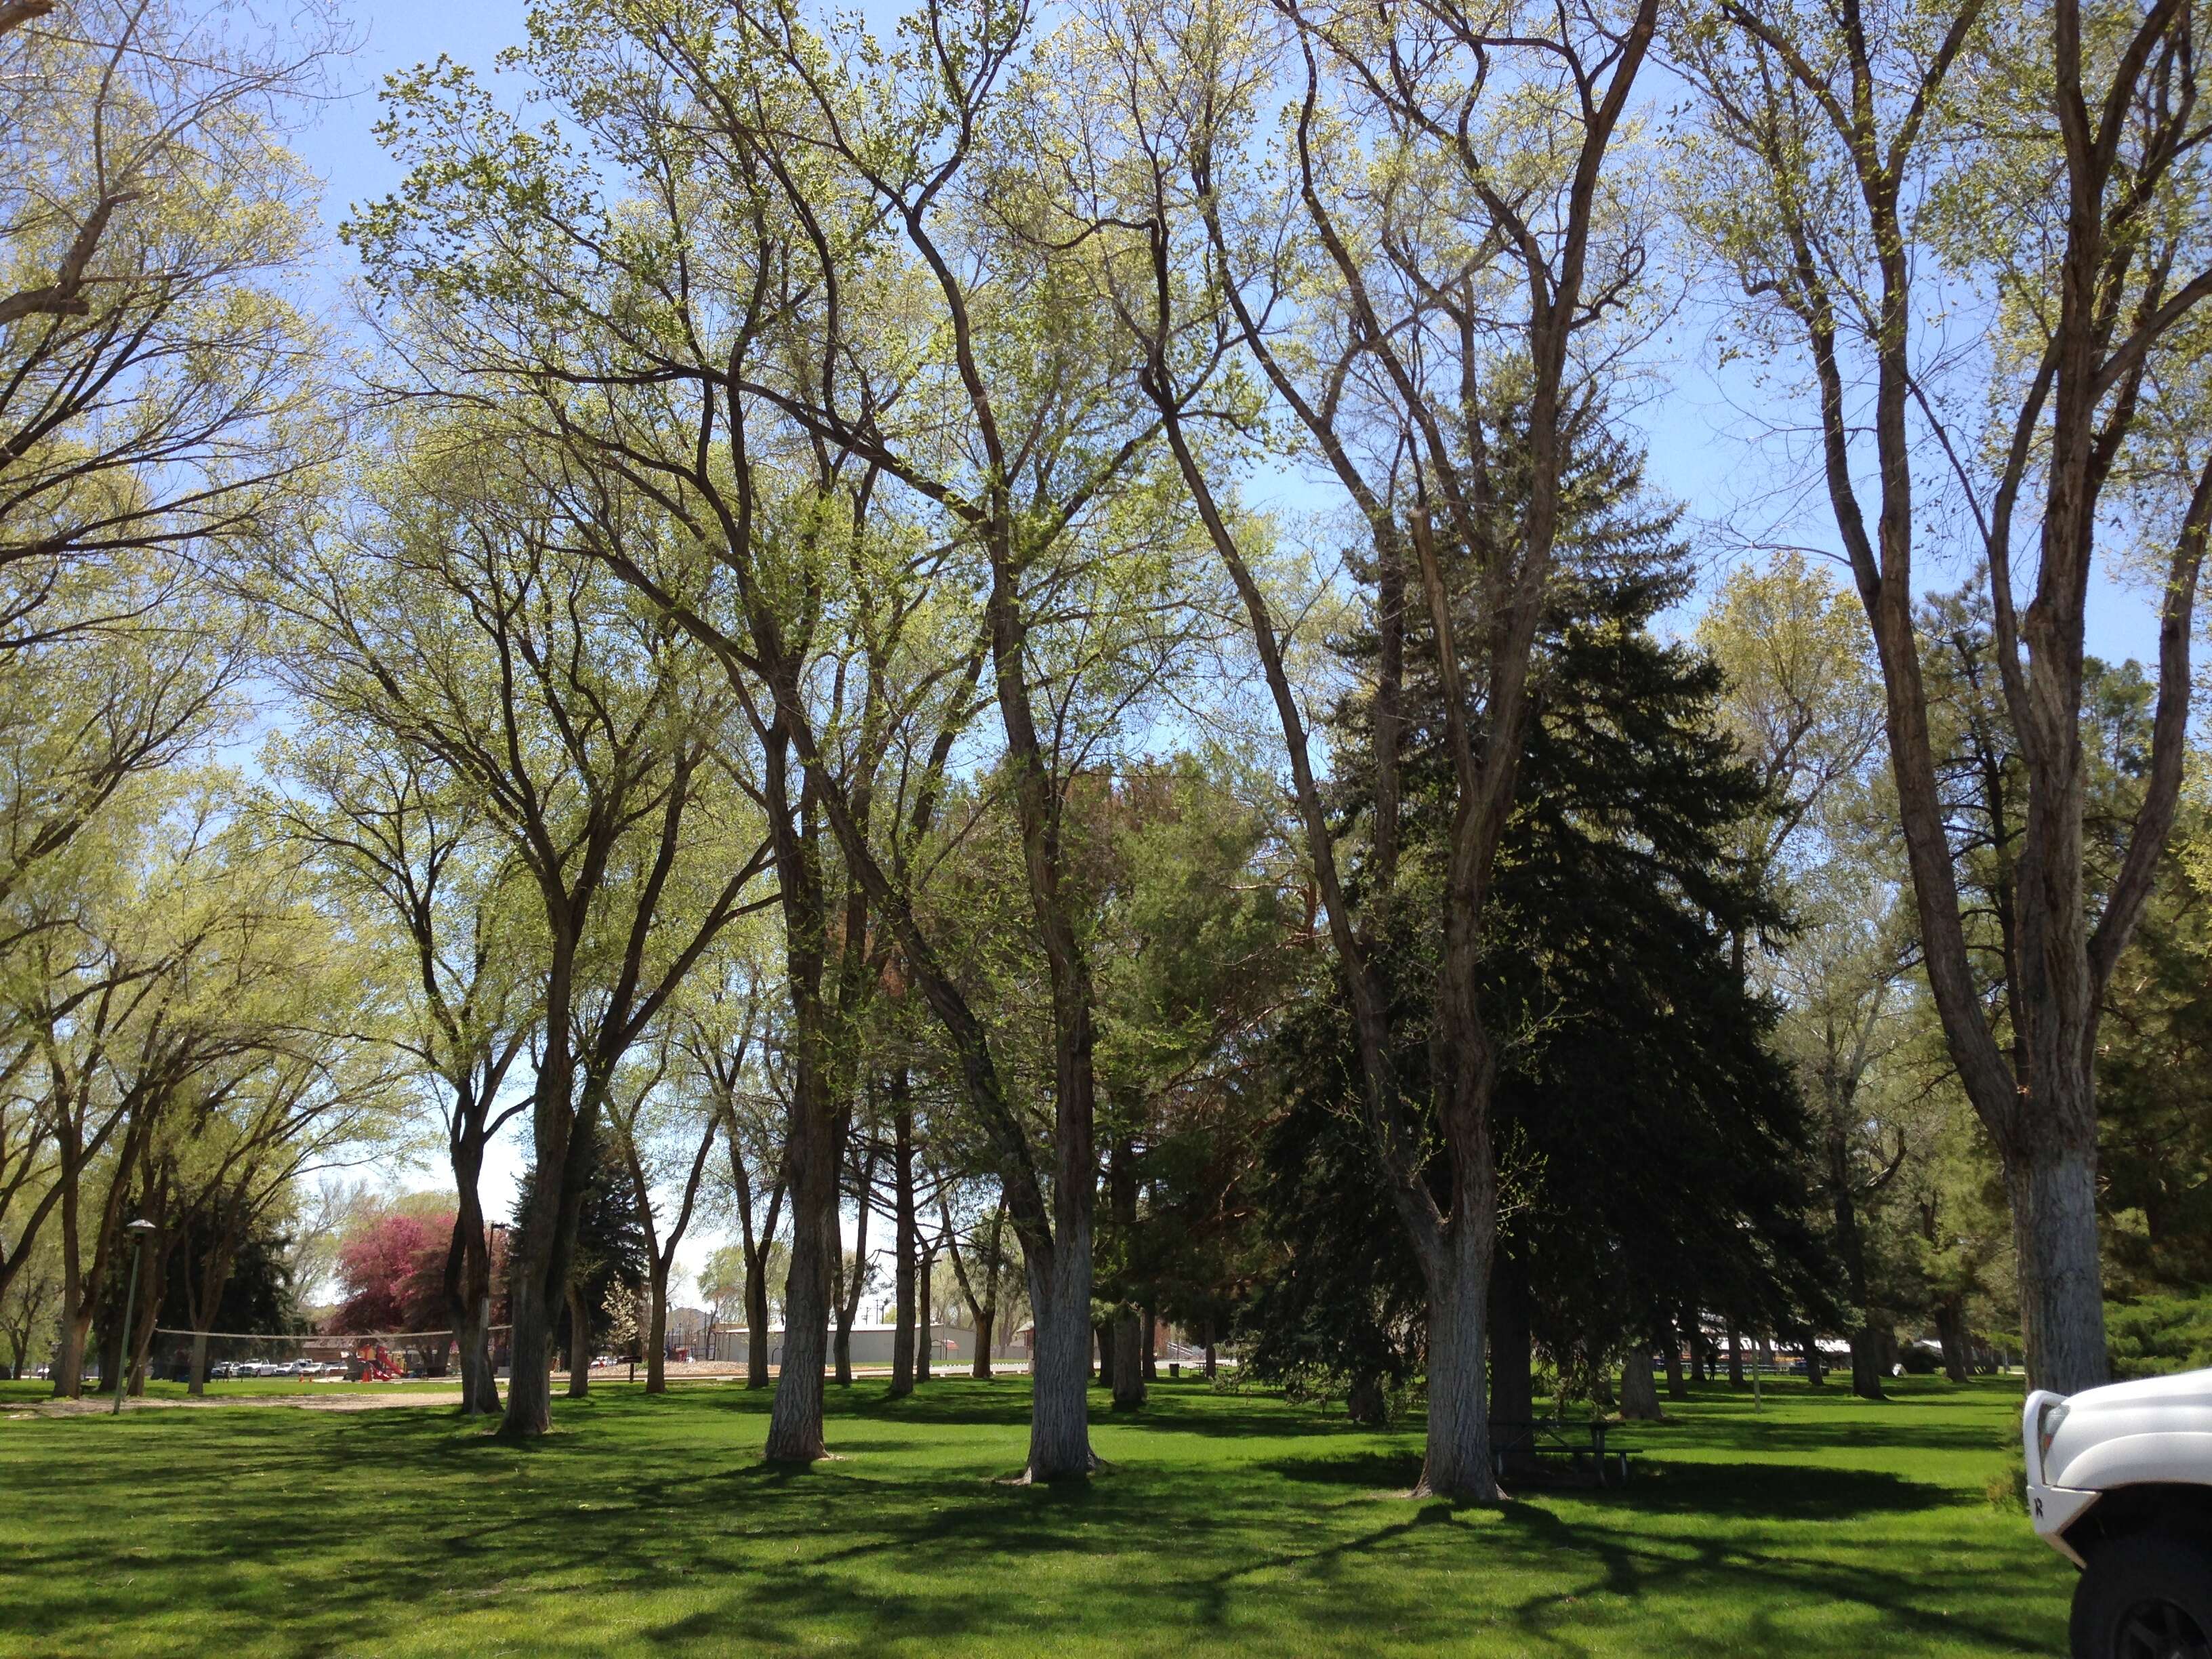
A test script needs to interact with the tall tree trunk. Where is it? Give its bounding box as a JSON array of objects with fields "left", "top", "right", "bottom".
[
  {"left": 1662, "top": 1319, "right": 1686, "bottom": 1400},
  {"left": 1620, "top": 1344, "right": 1663, "bottom": 1420},
  {"left": 565, "top": 1279, "right": 591, "bottom": 1399},
  {"left": 889, "top": 1079, "right": 916, "bottom": 1399},
  {"left": 1143, "top": 1310, "right": 1157, "bottom": 1382},
  {"left": 500, "top": 1026, "right": 592, "bottom": 1438},
  {"left": 1849, "top": 1328, "right": 1887, "bottom": 1400},
  {"left": 1094, "top": 1316, "right": 1116, "bottom": 1387},
  {"left": 972, "top": 1308, "right": 995, "bottom": 1380},
  {"left": 914, "top": 1244, "right": 933, "bottom": 1384},
  {"left": 1023, "top": 1233, "right": 1096, "bottom": 1481},
  {"left": 1934, "top": 1294, "right": 1971, "bottom": 1383},
  {"left": 766, "top": 1085, "right": 834, "bottom": 1461},
  {"left": 644, "top": 1263, "right": 670, "bottom": 1395},
  {"left": 50, "top": 1153, "right": 88, "bottom": 1398},
  {"left": 833, "top": 1143, "right": 877, "bottom": 1388},
  {"left": 445, "top": 1158, "right": 499, "bottom": 1416},
  {"left": 1804, "top": 1334, "right": 1826, "bottom": 1388},
  {"left": 744, "top": 1179, "right": 783, "bottom": 1391},
  {"left": 2008, "top": 1139, "right": 2105, "bottom": 1396},
  {"left": 1412, "top": 1223, "right": 1494, "bottom": 1502},
  {"left": 1110, "top": 1307, "right": 1144, "bottom": 1410}
]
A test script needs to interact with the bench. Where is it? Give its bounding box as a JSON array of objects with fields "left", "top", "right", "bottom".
[{"left": 1490, "top": 1418, "right": 1635, "bottom": 1487}]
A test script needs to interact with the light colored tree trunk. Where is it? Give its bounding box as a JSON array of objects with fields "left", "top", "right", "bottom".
[
  {"left": 1022, "top": 1235, "right": 1095, "bottom": 1481},
  {"left": 1412, "top": 1226, "right": 1495, "bottom": 1501}
]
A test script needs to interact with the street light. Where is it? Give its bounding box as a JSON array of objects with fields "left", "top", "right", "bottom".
[{"left": 112, "top": 1219, "right": 156, "bottom": 1416}]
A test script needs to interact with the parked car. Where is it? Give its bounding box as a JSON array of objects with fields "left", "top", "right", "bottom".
[{"left": 2025, "top": 1368, "right": 2212, "bottom": 1658}]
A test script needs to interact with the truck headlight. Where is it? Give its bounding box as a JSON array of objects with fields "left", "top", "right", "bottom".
[{"left": 2037, "top": 1401, "right": 2070, "bottom": 1478}]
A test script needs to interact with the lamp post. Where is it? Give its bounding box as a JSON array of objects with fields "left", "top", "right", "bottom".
[
  {"left": 485, "top": 1223, "right": 506, "bottom": 1387},
  {"left": 112, "top": 1218, "right": 156, "bottom": 1416}
]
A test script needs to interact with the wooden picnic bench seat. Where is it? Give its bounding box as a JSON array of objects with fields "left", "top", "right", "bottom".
[{"left": 1490, "top": 1418, "right": 1635, "bottom": 1487}]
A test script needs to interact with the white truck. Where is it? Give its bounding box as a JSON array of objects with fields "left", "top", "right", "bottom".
[{"left": 2025, "top": 1368, "right": 2212, "bottom": 1658}]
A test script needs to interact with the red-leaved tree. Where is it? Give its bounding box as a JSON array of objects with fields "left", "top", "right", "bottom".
[{"left": 333, "top": 1210, "right": 453, "bottom": 1336}]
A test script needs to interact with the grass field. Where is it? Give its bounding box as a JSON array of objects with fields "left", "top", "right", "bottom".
[{"left": 0, "top": 1373, "right": 2069, "bottom": 1658}]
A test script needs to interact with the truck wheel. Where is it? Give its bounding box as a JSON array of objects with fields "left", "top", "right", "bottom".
[{"left": 2070, "top": 1532, "right": 2212, "bottom": 1659}]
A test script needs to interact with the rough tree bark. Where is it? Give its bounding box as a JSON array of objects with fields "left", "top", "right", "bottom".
[{"left": 1620, "top": 1345, "right": 1664, "bottom": 1420}]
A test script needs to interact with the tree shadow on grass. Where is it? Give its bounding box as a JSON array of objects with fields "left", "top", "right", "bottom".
[
  {"left": 0, "top": 1378, "right": 2068, "bottom": 1659},
  {"left": 1256, "top": 1450, "right": 1426, "bottom": 1489},
  {"left": 1604, "top": 1459, "right": 1959, "bottom": 1520}
]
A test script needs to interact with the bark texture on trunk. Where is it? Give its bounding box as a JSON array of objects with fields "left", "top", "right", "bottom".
[
  {"left": 1849, "top": 1326, "right": 1887, "bottom": 1400},
  {"left": 1111, "top": 1307, "right": 1145, "bottom": 1410},
  {"left": 1662, "top": 1322, "right": 1686, "bottom": 1399},
  {"left": 444, "top": 1119, "right": 501, "bottom": 1416},
  {"left": 1935, "top": 1294, "right": 1971, "bottom": 1382},
  {"left": 565, "top": 1280, "right": 591, "bottom": 1399},
  {"left": 766, "top": 1090, "right": 835, "bottom": 1462},
  {"left": 1619, "top": 1347, "right": 1662, "bottom": 1420},
  {"left": 972, "top": 1309, "right": 995, "bottom": 1379},
  {"left": 1023, "top": 1234, "right": 1096, "bottom": 1481},
  {"left": 644, "top": 1265, "right": 670, "bottom": 1394},
  {"left": 914, "top": 1246, "right": 933, "bottom": 1383},
  {"left": 2009, "top": 1143, "right": 2106, "bottom": 1396},
  {"left": 1412, "top": 1227, "right": 1494, "bottom": 1502}
]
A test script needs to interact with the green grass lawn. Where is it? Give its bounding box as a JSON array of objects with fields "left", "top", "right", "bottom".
[{"left": 0, "top": 1373, "right": 2068, "bottom": 1658}]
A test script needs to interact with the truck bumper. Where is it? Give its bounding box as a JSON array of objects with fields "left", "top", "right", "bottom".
[{"left": 2027, "top": 1483, "right": 2100, "bottom": 1566}]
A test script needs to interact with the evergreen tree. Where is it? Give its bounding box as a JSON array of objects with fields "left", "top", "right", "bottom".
[{"left": 1242, "top": 417, "right": 1835, "bottom": 1421}]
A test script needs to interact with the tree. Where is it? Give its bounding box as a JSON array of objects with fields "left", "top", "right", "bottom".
[
  {"left": 607, "top": 1035, "right": 726, "bottom": 1395},
  {"left": 262, "top": 422, "right": 773, "bottom": 1435},
  {"left": 270, "top": 732, "right": 538, "bottom": 1415},
  {"left": 1242, "top": 435, "right": 1832, "bottom": 1434},
  {"left": 1676, "top": 0, "right": 2212, "bottom": 1393},
  {"left": 348, "top": 0, "right": 1229, "bottom": 1478},
  {"left": 0, "top": 0, "right": 340, "bottom": 923},
  {"left": 1038, "top": 0, "right": 1662, "bottom": 1494},
  {"left": 332, "top": 1207, "right": 451, "bottom": 1338}
]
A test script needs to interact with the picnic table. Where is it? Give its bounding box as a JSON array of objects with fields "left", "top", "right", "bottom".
[{"left": 1490, "top": 1418, "right": 1635, "bottom": 1487}]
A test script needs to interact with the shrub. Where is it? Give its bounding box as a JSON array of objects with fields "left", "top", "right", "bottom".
[{"left": 2106, "top": 1293, "right": 2212, "bottom": 1379}]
